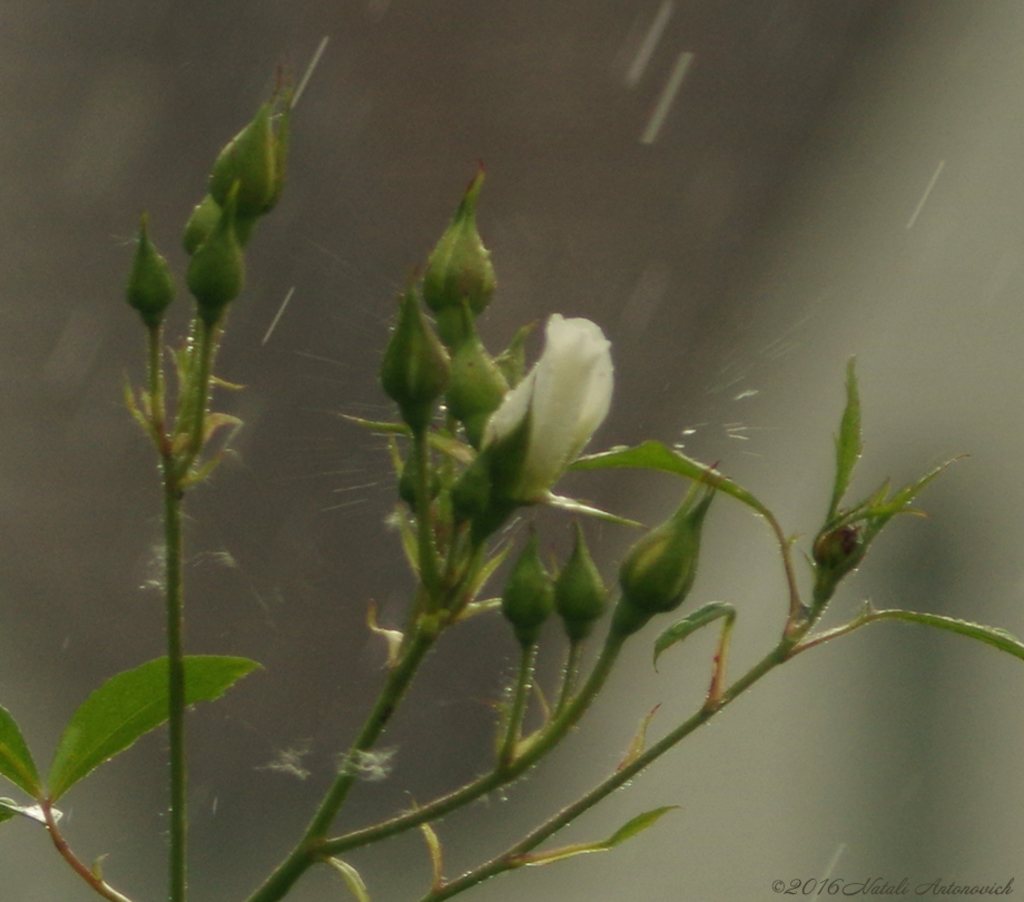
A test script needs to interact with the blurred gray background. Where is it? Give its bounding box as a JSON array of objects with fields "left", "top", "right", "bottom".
[{"left": 0, "top": 1, "right": 1022, "bottom": 900}]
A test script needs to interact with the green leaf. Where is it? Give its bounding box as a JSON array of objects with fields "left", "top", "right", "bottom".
[
  {"left": 867, "top": 609, "right": 1024, "bottom": 661},
  {"left": 327, "top": 857, "right": 372, "bottom": 902},
  {"left": 572, "top": 441, "right": 771, "bottom": 519},
  {"left": 828, "top": 358, "right": 862, "bottom": 520},
  {"left": 514, "top": 806, "right": 678, "bottom": 867},
  {"left": 0, "top": 704, "right": 41, "bottom": 798},
  {"left": 47, "top": 655, "right": 260, "bottom": 801},
  {"left": 653, "top": 602, "right": 736, "bottom": 669}
]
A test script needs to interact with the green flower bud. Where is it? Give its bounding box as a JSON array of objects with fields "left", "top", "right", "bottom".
[
  {"left": 126, "top": 213, "right": 175, "bottom": 329},
  {"left": 612, "top": 485, "right": 715, "bottom": 638},
  {"left": 380, "top": 288, "right": 451, "bottom": 433},
  {"left": 555, "top": 522, "right": 607, "bottom": 642},
  {"left": 444, "top": 310, "right": 508, "bottom": 447},
  {"left": 398, "top": 456, "right": 440, "bottom": 508},
  {"left": 811, "top": 522, "right": 866, "bottom": 604},
  {"left": 187, "top": 182, "right": 245, "bottom": 326},
  {"left": 183, "top": 195, "right": 221, "bottom": 256},
  {"left": 422, "top": 168, "right": 496, "bottom": 346},
  {"left": 502, "top": 529, "right": 555, "bottom": 647},
  {"left": 209, "top": 97, "right": 289, "bottom": 221}
]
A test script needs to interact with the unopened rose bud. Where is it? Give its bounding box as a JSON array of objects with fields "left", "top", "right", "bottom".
[
  {"left": 380, "top": 288, "right": 451, "bottom": 433},
  {"left": 209, "top": 97, "right": 289, "bottom": 221},
  {"left": 811, "top": 522, "right": 866, "bottom": 606},
  {"left": 183, "top": 195, "right": 221, "bottom": 256},
  {"left": 555, "top": 522, "right": 607, "bottom": 641},
  {"left": 126, "top": 213, "right": 175, "bottom": 329},
  {"left": 187, "top": 182, "right": 245, "bottom": 325},
  {"left": 501, "top": 529, "right": 555, "bottom": 648},
  {"left": 445, "top": 311, "right": 508, "bottom": 447},
  {"left": 612, "top": 485, "right": 715, "bottom": 638},
  {"left": 422, "top": 169, "right": 496, "bottom": 347}
]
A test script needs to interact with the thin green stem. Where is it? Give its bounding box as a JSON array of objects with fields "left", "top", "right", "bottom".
[
  {"left": 412, "top": 428, "right": 441, "bottom": 597},
  {"left": 43, "top": 801, "right": 137, "bottom": 902},
  {"left": 317, "top": 629, "right": 628, "bottom": 860},
  {"left": 244, "top": 625, "right": 440, "bottom": 902},
  {"left": 418, "top": 636, "right": 796, "bottom": 902},
  {"left": 554, "top": 640, "right": 582, "bottom": 717},
  {"left": 498, "top": 643, "right": 538, "bottom": 767},
  {"left": 162, "top": 464, "right": 187, "bottom": 902},
  {"left": 147, "top": 323, "right": 167, "bottom": 446}
]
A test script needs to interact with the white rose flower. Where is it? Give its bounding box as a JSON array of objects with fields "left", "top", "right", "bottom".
[{"left": 483, "top": 314, "right": 613, "bottom": 502}]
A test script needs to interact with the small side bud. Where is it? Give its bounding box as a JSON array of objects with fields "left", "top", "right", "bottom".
[
  {"left": 612, "top": 485, "right": 715, "bottom": 638},
  {"left": 811, "top": 522, "right": 866, "bottom": 605},
  {"left": 555, "top": 522, "right": 607, "bottom": 641},
  {"left": 126, "top": 214, "right": 175, "bottom": 329},
  {"left": 183, "top": 195, "right": 221, "bottom": 256},
  {"left": 445, "top": 308, "right": 508, "bottom": 447},
  {"left": 501, "top": 529, "right": 555, "bottom": 648},
  {"left": 187, "top": 182, "right": 245, "bottom": 326},
  {"left": 380, "top": 288, "right": 451, "bottom": 433},
  {"left": 422, "top": 169, "right": 496, "bottom": 346}
]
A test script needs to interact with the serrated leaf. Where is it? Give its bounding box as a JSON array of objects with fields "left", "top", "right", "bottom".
[
  {"left": 514, "top": 806, "right": 678, "bottom": 867},
  {"left": 328, "top": 858, "right": 372, "bottom": 902},
  {"left": 47, "top": 655, "right": 260, "bottom": 801},
  {"left": 572, "top": 442, "right": 771, "bottom": 519},
  {"left": 0, "top": 704, "right": 41, "bottom": 797},
  {"left": 653, "top": 602, "right": 736, "bottom": 669},
  {"left": 868, "top": 609, "right": 1024, "bottom": 661},
  {"left": 828, "top": 358, "right": 862, "bottom": 520}
]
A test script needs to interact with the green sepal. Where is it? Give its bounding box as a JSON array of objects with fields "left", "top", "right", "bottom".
[
  {"left": 47, "top": 655, "right": 260, "bottom": 801},
  {"left": 653, "top": 601, "right": 736, "bottom": 669}
]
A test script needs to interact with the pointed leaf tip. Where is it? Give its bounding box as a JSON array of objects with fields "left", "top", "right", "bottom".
[{"left": 47, "top": 655, "right": 260, "bottom": 800}]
